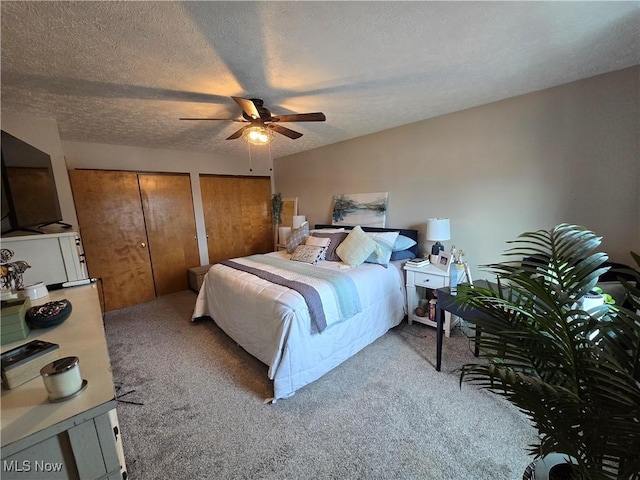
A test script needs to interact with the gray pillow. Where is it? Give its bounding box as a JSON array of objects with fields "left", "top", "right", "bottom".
[{"left": 311, "top": 231, "right": 348, "bottom": 262}]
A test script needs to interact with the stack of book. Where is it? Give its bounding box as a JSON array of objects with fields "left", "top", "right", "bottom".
[
  {"left": 406, "top": 257, "right": 430, "bottom": 267},
  {"left": 1, "top": 297, "right": 31, "bottom": 346},
  {"left": 1, "top": 339, "right": 60, "bottom": 389}
]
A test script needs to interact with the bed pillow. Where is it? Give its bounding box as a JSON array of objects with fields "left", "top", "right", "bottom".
[
  {"left": 305, "top": 236, "right": 331, "bottom": 248},
  {"left": 336, "top": 225, "right": 378, "bottom": 267},
  {"left": 393, "top": 234, "right": 417, "bottom": 252},
  {"left": 390, "top": 249, "right": 417, "bottom": 261},
  {"left": 365, "top": 231, "right": 400, "bottom": 266},
  {"left": 286, "top": 222, "right": 310, "bottom": 253},
  {"left": 310, "top": 228, "right": 345, "bottom": 234},
  {"left": 311, "top": 231, "right": 348, "bottom": 262},
  {"left": 290, "top": 244, "right": 326, "bottom": 265}
]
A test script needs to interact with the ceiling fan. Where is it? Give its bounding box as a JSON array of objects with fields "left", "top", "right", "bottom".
[{"left": 179, "top": 96, "right": 326, "bottom": 144}]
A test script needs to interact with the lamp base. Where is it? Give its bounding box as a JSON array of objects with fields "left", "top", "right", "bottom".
[{"left": 431, "top": 241, "right": 444, "bottom": 256}]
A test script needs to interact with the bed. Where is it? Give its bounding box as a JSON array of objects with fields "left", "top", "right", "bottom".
[{"left": 192, "top": 224, "right": 419, "bottom": 400}]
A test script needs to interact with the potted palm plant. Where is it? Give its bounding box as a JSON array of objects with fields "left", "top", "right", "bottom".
[{"left": 456, "top": 224, "right": 640, "bottom": 480}]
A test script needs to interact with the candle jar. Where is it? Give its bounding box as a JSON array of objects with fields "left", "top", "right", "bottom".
[{"left": 40, "top": 356, "right": 83, "bottom": 401}]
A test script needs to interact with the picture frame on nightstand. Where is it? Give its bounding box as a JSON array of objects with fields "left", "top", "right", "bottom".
[{"left": 435, "top": 251, "right": 451, "bottom": 272}]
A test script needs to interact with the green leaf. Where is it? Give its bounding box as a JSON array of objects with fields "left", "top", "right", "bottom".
[{"left": 457, "top": 224, "right": 640, "bottom": 479}]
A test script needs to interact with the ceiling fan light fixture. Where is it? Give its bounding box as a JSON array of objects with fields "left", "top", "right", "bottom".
[{"left": 242, "top": 126, "right": 275, "bottom": 146}]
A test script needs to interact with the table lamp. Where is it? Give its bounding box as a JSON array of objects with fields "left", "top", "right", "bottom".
[
  {"left": 426, "top": 218, "right": 450, "bottom": 257},
  {"left": 278, "top": 227, "right": 291, "bottom": 245},
  {"left": 292, "top": 215, "right": 307, "bottom": 229}
]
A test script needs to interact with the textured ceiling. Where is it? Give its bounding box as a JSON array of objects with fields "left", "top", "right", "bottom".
[{"left": 1, "top": 1, "right": 639, "bottom": 160}]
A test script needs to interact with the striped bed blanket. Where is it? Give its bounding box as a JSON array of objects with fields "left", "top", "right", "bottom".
[{"left": 221, "top": 255, "right": 362, "bottom": 332}]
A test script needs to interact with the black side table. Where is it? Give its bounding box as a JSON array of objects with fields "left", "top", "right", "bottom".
[{"left": 434, "top": 281, "right": 490, "bottom": 371}]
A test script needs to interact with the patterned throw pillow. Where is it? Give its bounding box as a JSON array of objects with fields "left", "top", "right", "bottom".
[
  {"left": 335, "top": 225, "right": 379, "bottom": 267},
  {"left": 286, "top": 222, "right": 310, "bottom": 253},
  {"left": 365, "top": 231, "right": 400, "bottom": 266},
  {"left": 290, "top": 245, "right": 326, "bottom": 265}
]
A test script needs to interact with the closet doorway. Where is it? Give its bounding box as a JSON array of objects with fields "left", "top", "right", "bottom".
[
  {"left": 70, "top": 170, "right": 199, "bottom": 311},
  {"left": 199, "top": 175, "right": 272, "bottom": 263}
]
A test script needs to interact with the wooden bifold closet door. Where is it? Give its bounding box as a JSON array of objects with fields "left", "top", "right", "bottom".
[
  {"left": 70, "top": 170, "right": 199, "bottom": 311},
  {"left": 199, "top": 175, "right": 272, "bottom": 263},
  {"left": 138, "top": 174, "right": 200, "bottom": 295}
]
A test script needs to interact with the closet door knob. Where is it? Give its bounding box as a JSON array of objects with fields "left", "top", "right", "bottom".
[{"left": 140, "top": 242, "right": 146, "bottom": 248}]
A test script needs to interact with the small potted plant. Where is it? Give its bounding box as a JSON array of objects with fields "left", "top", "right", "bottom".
[{"left": 456, "top": 224, "right": 640, "bottom": 480}]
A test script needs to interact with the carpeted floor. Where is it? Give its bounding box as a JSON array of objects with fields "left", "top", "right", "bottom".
[{"left": 104, "top": 290, "right": 538, "bottom": 480}]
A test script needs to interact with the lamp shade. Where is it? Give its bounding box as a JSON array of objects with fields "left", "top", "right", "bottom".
[
  {"left": 278, "top": 226, "right": 291, "bottom": 244},
  {"left": 292, "top": 215, "right": 306, "bottom": 229},
  {"left": 426, "top": 218, "right": 450, "bottom": 241}
]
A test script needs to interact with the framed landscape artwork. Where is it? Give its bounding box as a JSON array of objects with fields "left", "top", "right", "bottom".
[{"left": 331, "top": 192, "right": 389, "bottom": 228}]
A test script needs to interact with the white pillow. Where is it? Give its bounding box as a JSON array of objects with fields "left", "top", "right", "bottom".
[
  {"left": 305, "top": 236, "right": 331, "bottom": 248},
  {"left": 365, "top": 231, "right": 400, "bottom": 266},
  {"left": 336, "top": 225, "right": 379, "bottom": 267},
  {"left": 310, "top": 228, "right": 345, "bottom": 234}
]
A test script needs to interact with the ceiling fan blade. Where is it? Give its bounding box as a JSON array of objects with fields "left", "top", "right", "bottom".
[
  {"left": 226, "top": 125, "right": 251, "bottom": 140},
  {"left": 232, "top": 96, "right": 260, "bottom": 119},
  {"left": 179, "top": 117, "right": 245, "bottom": 122},
  {"left": 272, "top": 112, "right": 326, "bottom": 122},
  {"left": 269, "top": 124, "right": 303, "bottom": 139}
]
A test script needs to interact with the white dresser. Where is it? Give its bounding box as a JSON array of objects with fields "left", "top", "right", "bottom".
[
  {"left": 0, "top": 232, "right": 88, "bottom": 287},
  {"left": 1, "top": 285, "right": 126, "bottom": 479}
]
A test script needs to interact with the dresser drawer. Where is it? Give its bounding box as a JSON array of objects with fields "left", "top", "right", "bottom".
[{"left": 413, "top": 272, "right": 446, "bottom": 289}]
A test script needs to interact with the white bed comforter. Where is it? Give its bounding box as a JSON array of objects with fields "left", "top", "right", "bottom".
[{"left": 192, "top": 251, "right": 406, "bottom": 399}]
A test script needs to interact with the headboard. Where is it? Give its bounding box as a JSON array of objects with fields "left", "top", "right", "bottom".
[{"left": 314, "top": 224, "right": 419, "bottom": 258}]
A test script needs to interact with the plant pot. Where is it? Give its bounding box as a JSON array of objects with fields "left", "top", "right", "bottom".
[{"left": 523, "top": 453, "right": 579, "bottom": 480}]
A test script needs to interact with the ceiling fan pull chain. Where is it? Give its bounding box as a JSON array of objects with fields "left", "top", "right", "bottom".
[
  {"left": 248, "top": 142, "right": 253, "bottom": 172},
  {"left": 269, "top": 142, "right": 273, "bottom": 172}
]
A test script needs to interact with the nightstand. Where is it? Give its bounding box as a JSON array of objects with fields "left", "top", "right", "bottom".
[{"left": 404, "top": 262, "right": 455, "bottom": 337}]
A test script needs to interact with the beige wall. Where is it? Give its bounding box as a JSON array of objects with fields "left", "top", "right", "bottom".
[{"left": 274, "top": 67, "right": 640, "bottom": 278}]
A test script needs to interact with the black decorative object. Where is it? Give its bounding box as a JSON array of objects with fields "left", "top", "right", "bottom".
[
  {"left": 26, "top": 299, "right": 72, "bottom": 329},
  {"left": 430, "top": 241, "right": 444, "bottom": 256}
]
